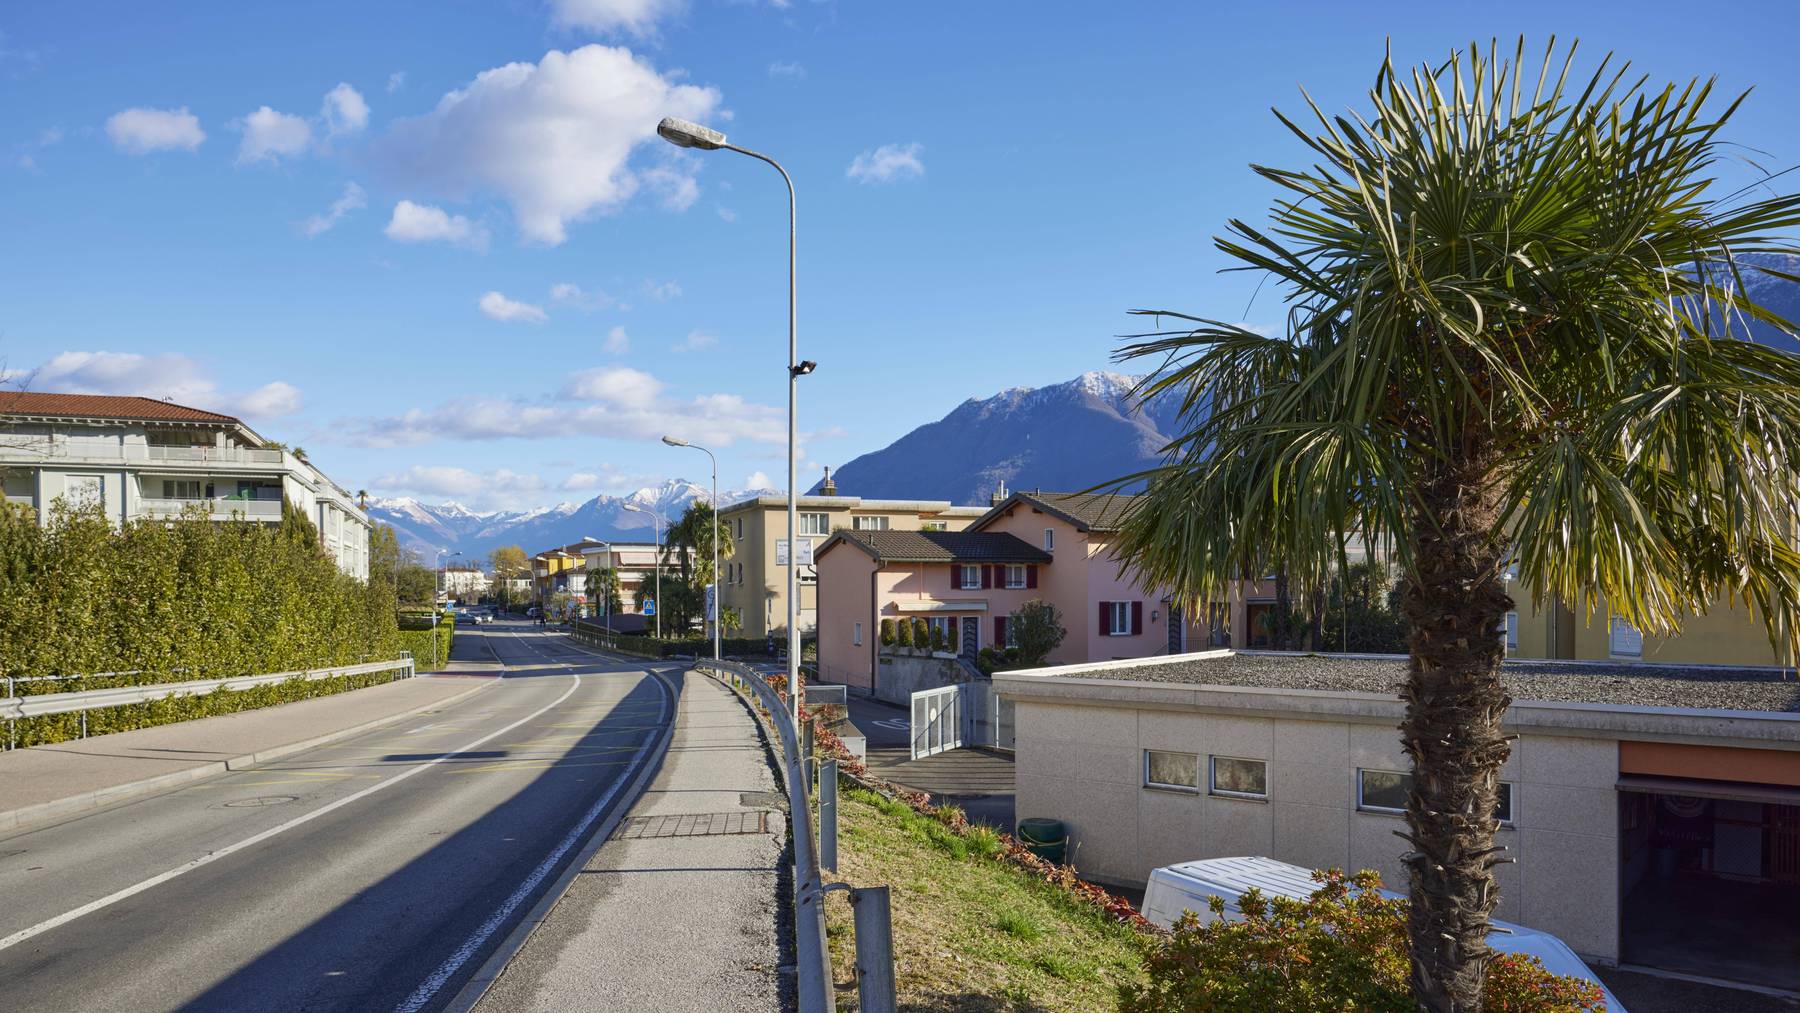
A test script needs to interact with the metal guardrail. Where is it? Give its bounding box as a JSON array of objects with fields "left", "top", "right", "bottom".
[
  {"left": 695, "top": 659, "right": 837, "bottom": 1012},
  {"left": 2, "top": 656, "right": 416, "bottom": 747}
]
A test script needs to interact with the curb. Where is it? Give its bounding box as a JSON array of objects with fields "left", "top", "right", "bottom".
[
  {"left": 440, "top": 641, "right": 683, "bottom": 1013},
  {"left": 0, "top": 677, "right": 498, "bottom": 835}
]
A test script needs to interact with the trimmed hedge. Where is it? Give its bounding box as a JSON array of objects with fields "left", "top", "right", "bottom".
[
  {"left": 398, "top": 617, "right": 455, "bottom": 672},
  {"left": 570, "top": 621, "right": 813, "bottom": 659}
]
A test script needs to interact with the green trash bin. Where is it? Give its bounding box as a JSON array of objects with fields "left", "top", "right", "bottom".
[{"left": 1016, "top": 817, "right": 1067, "bottom": 865}]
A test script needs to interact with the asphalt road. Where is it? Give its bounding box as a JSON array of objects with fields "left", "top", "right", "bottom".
[{"left": 0, "top": 622, "right": 675, "bottom": 1013}]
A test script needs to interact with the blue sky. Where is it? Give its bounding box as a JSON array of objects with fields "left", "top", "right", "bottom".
[{"left": 4, "top": 1, "right": 1797, "bottom": 511}]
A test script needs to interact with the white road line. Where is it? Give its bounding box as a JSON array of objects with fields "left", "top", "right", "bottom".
[
  {"left": 393, "top": 634, "right": 673, "bottom": 1013},
  {"left": 0, "top": 665, "right": 582, "bottom": 955}
]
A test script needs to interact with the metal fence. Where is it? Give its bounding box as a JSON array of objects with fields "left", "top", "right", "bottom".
[{"left": 2, "top": 656, "right": 416, "bottom": 749}]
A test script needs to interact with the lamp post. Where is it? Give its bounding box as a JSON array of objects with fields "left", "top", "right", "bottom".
[
  {"left": 662, "top": 435, "right": 720, "bottom": 661},
  {"left": 658, "top": 116, "right": 808, "bottom": 722},
  {"left": 622, "top": 502, "right": 663, "bottom": 638},
  {"left": 433, "top": 549, "right": 460, "bottom": 670}
]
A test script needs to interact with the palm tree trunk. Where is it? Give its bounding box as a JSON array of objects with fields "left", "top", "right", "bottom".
[{"left": 1398, "top": 447, "right": 1514, "bottom": 1012}]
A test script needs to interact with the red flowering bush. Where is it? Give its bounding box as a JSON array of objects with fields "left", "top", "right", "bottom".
[{"left": 1118, "top": 869, "right": 1605, "bottom": 1012}]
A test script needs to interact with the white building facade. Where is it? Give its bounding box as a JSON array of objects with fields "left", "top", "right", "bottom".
[{"left": 0, "top": 393, "right": 371, "bottom": 580}]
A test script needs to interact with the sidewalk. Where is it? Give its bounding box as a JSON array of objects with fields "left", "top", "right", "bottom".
[
  {"left": 474, "top": 669, "right": 786, "bottom": 1013},
  {"left": 0, "top": 673, "right": 493, "bottom": 832}
]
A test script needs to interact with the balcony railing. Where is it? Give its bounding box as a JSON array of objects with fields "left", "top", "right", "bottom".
[
  {"left": 1, "top": 439, "right": 285, "bottom": 466},
  {"left": 140, "top": 497, "right": 284, "bottom": 520},
  {"left": 146, "top": 446, "right": 285, "bottom": 464}
]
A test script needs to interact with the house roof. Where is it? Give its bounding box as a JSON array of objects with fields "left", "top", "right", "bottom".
[
  {"left": 817, "top": 529, "right": 1052, "bottom": 565},
  {"left": 973, "top": 490, "right": 1140, "bottom": 533},
  {"left": 0, "top": 391, "right": 242, "bottom": 425}
]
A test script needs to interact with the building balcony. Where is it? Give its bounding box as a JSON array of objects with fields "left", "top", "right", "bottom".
[
  {"left": 1, "top": 439, "right": 288, "bottom": 467},
  {"left": 140, "top": 497, "right": 284, "bottom": 521}
]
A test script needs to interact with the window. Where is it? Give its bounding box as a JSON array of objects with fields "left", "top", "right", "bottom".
[
  {"left": 853, "top": 622, "right": 863, "bottom": 646},
  {"left": 959, "top": 564, "right": 980, "bottom": 590},
  {"left": 799, "top": 512, "right": 830, "bottom": 536},
  {"left": 921, "top": 521, "right": 947, "bottom": 532},
  {"left": 1501, "top": 612, "right": 1518, "bottom": 653},
  {"left": 1108, "top": 601, "right": 1131, "bottom": 636},
  {"left": 161, "top": 479, "right": 204, "bottom": 500},
  {"left": 1044, "top": 528, "right": 1055, "bottom": 552},
  {"left": 64, "top": 474, "right": 103, "bottom": 508},
  {"left": 1144, "top": 750, "right": 1199, "bottom": 792},
  {"left": 1358, "top": 769, "right": 1513, "bottom": 823},
  {"left": 1609, "top": 616, "right": 1643, "bottom": 658},
  {"left": 734, "top": 517, "right": 743, "bottom": 539},
  {"left": 1210, "top": 757, "right": 1268, "bottom": 799},
  {"left": 853, "top": 515, "right": 889, "bottom": 531},
  {"left": 1005, "top": 564, "right": 1026, "bottom": 589},
  {"left": 926, "top": 616, "right": 955, "bottom": 646},
  {"left": 1003, "top": 618, "right": 1019, "bottom": 649}
]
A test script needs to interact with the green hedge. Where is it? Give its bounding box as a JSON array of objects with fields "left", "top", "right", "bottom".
[
  {"left": 570, "top": 622, "right": 812, "bottom": 659},
  {"left": 0, "top": 501, "right": 403, "bottom": 745},
  {"left": 398, "top": 617, "right": 456, "bottom": 671}
]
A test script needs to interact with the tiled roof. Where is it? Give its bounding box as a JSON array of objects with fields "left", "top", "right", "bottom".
[
  {"left": 819, "top": 529, "right": 1052, "bottom": 564},
  {"left": 0, "top": 391, "right": 240, "bottom": 424},
  {"left": 974, "top": 491, "right": 1140, "bottom": 533}
]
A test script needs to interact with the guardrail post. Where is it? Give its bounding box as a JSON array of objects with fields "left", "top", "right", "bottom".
[
  {"left": 850, "top": 886, "right": 896, "bottom": 1013},
  {"left": 820, "top": 759, "right": 838, "bottom": 872}
]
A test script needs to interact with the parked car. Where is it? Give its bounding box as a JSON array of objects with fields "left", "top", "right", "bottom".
[{"left": 1142, "top": 856, "right": 1623, "bottom": 1011}]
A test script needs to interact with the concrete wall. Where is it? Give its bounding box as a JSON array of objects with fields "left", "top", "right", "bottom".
[
  {"left": 1012, "top": 698, "right": 1623, "bottom": 961},
  {"left": 873, "top": 649, "right": 972, "bottom": 705}
]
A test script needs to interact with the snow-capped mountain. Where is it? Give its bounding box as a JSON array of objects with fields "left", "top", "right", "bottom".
[
  {"left": 368, "top": 478, "right": 777, "bottom": 560},
  {"left": 810, "top": 370, "right": 1185, "bottom": 505}
]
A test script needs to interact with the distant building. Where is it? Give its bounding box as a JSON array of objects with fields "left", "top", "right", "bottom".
[
  {"left": 0, "top": 392, "right": 369, "bottom": 579},
  {"left": 579, "top": 541, "right": 668, "bottom": 619},
  {"left": 439, "top": 565, "right": 489, "bottom": 601}
]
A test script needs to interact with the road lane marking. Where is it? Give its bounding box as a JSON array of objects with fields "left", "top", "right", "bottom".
[{"left": 0, "top": 672, "right": 582, "bottom": 955}]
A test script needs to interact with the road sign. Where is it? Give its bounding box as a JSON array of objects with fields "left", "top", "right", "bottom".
[
  {"left": 642, "top": 598, "right": 656, "bottom": 617},
  {"left": 705, "top": 583, "right": 717, "bottom": 621},
  {"left": 775, "top": 538, "right": 814, "bottom": 566}
]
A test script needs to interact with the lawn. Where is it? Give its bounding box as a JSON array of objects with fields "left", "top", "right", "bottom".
[{"left": 823, "top": 786, "right": 1148, "bottom": 1011}]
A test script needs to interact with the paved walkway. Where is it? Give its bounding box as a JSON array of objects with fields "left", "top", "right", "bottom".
[
  {"left": 475, "top": 668, "right": 787, "bottom": 1013},
  {"left": 0, "top": 673, "right": 493, "bottom": 831}
]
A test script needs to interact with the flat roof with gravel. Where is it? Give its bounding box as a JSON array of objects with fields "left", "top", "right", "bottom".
[{"left": 1043, "top": 652, "right": 1800, "bottom": 714}]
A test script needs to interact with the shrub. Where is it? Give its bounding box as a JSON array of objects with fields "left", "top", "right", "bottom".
[
  {"left": 896, "top": 618, "right": 914, "bottom": 647},
  {"left": 879, "top": 618, "right": 896, "bottom": 646},
  {"left": 928, "top": 623, "right": 945, "bottom": 652},
  {"left": 911, "top": 617, "right": 929, "bottom": 647},
  {"left": 1118, "top": 869, "right": 1606, "bottom": 1013}
]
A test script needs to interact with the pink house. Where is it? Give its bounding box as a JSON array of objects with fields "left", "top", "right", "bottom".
[{"left": 815, "top": 491, "right": 1232, "bottom": 696}]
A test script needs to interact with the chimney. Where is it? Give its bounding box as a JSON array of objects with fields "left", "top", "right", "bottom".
[
  {"left": 989, "top": 479, "right": 1009, "bottom": 507},
  {"left": 820, "top": 465, "right": 838, "bottom": 497}
]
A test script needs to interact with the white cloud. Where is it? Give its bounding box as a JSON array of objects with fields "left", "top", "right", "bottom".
[
  {"left": 562, "top": 365, "right": 663, "bottom": 408},
  {"left": 301, "top": 182, "right": 367, "bottom": 236},
  {"left": 17, "top": 351, "right": 300, "bottom": 419},
  {"left": 237, "top": 106, "right": 313, "bottom": 164},
  {"left": 847, "top": 142, "right": 924, "bottom": 184},
  {"left": 376, "top": 45, "right": 721, "bottom": 245},
  {"left": 479, "top": 291, "right": 549, "bottom": 323},
  {"left": 384, "top": 199, "right": 488, "bottom": 250},
  {"left": 550, "top": 281, "right": 620, "bottom": 311},
  {"left": 603, "top": 325, "right": 631, "bottom": 353},
  {"left": 643, "top": 278, "right": 680, "bottom": 301},
  {"left": 672, "top": 329, "right": 716, "bottom": 353},
  {"left": 546, "top": 0, "right": 684, "bottom": 37},
  {"left": 767, "top": 61, "right": 806, "bottom": 80},
  {"left": 715, "top": 205, "right": 737, "bottom": 223},
  {"left": 322, "top": 83, "right": 369, "bottom": 136},
  {"left": 373, "top": 465, "right": 547, "bottom": 510},
  {"left": 744, "top": 470, "right": 772, "bottom": 489},
  {"left": 387, "top": 71, "right": 407, "bottom": 94},
  {"left": 105, "top": 107, "right": 205, "bottom": 154}
]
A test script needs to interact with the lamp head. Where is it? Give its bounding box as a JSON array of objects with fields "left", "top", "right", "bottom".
[
  {"left": 661, "top": 435, "right": 689, "bottom": 447},
  {"left": 656, "top": 117, "right": 727, "bottom": 151},
  {"left": 791, "top": 360, "right": 818, "bottom": 377}
]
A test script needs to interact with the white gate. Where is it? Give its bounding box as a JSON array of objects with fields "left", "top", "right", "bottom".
[{"left": 910, "top": 684, "right": 963, "bottom": 760}]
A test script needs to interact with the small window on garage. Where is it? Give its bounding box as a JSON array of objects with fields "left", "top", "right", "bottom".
[
  {"left": 853, "top": 621, "right": 863, "bottom": 646},
  {"left": 1144, "top": 750, "right": 1199, "bottom": 792},
  {"left": 1210, "top": 756, "right": 1268, "bottom": 799},
  {"left": 1359, "top": 769, "right": 1513, "bottom": 823},
  {"left": 1609, "top": 616, "right": 1643, "bottom": 658}
]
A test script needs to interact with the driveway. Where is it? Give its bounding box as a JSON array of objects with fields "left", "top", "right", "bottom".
[{"left": 844, "top": 694, "right": 1016, "bottom": 832}]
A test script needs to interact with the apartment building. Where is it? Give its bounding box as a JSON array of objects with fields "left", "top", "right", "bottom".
[
  {"left": 578, "top": 541, "right": 667, "bottom": 616},
  {"left": 532, "top": 539, "right": 597, "bottom": 614},
  {"left": 439, "top": 565, "right": 490, "bottom": 601},
  {"left": 0, "top": 392, "right": 370, "bottom": 579},
  {"left": 717, "top": 487, "right": 986, "bottom": 638}
]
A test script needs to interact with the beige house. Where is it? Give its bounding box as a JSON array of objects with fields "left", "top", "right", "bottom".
[
  {"left": 717, "top": 487, "right": 985, "bottom": 638},
  {"left": 1000, "top": 650, "right": 1800, "bottom": 990}
]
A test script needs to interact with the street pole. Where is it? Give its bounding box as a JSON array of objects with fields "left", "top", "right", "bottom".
[{"left": 663, "top": 436, "right": 720, "bottom": 661}]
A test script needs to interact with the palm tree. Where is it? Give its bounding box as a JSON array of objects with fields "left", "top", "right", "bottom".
[
  {"left": 1112, "top": 39, "right": 1800, "bottom": 1009},
  {"left": 661, "top": 501, "right": 735, "bottom": 632}
]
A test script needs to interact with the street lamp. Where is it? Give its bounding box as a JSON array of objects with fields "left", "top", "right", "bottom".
[
  {"left": 663, "top": 435, "right": 720, "bottom": 662},
  {"left": 658, "top": 116, "right": 804, "bottom": 722},
  {"left": 433, "top": 549, "right": 460, "bottom": 670},
  {"left": 622, "top": 502, "right": 663, "bottom": 639}
]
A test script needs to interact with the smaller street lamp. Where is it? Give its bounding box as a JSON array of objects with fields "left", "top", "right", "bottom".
[
  {"left": 622, "top": 502, "right": 663, "bottom": 638},
  {"left": 663, "top": 435, "right": 720, "bottom": 661}
]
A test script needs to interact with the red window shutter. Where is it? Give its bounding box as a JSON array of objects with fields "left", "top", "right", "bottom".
[
  {"left": 994, "top": 616, "right": 1006, "bottom": 645},
  {"left": 948, "top": 616, "right": 958, "bottom": 640},
  {"left": 981, "top": 565, "right": 993, "bottom": 589},
  {"left": 1098, "top": 601, "right": 1111, "bottom": 636},
  {"left": 1025, "top": 564, "right": 1038, "bottom": 589},
  {"left": 1132, "top": 601, "right": 1144, "bottom": 635},
  {"left": 950, "top": 564, "right": 961, "bottom": 590}
]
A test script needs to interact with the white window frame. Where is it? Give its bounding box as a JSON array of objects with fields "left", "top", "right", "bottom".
[
  {"left": 959, "top": 564, "right": 980, "bottom": 590},
  {"left": 1501, "top": 611, "right": 1518, "bottom": 653},
  {"left": 1003, "top": 618, "right": 1020, "bottom": 649},
  {"left": 1209, "top": 756, "right": 1268, "bottom": 800},
  {"left": 1609, "top": 616, "right": 1643, "bottom": 659},
  {"left": 1143, "top": 749, "right": 1199, "bottom": 792},
  {"left": 853, "top": 515, "right": 889, "bottom": 531},
  {"left": 853, "top": 621, "right": 863, "bottom": 646},
  {"left": 1357, "top": 769, "right": 1514, "bottom": 824},
  {"left": 1044, "top": 527, "right": 1055, "bottom": 552},
  {"left": 1107, "top": 600, "right": 1131, "bottom": 637},
  {"left": 1004, "top": 564, "right": 1026, "bottom": 589},
  {"left": 798, "top": 512, "right": 830, "bottom": 536}
]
